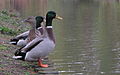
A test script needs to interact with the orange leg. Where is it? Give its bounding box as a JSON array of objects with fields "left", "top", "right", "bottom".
[{"left": 38, "top": 59, "right": 48, "bottom": 68}]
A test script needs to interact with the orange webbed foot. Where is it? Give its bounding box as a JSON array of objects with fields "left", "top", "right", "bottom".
[{"left": 38, "top": 59, "right": 48, "bottom": 68}]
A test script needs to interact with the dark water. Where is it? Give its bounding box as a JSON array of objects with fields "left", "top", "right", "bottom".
[{"left": 1, "top": 0, "right": 120, "bottom": 75}]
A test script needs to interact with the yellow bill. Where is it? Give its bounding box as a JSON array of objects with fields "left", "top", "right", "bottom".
[{"left": 56, "top": 15, "right": 63, "bottom": 20}]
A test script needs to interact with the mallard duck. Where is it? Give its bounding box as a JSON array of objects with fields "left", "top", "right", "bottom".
[
  {"left": 24, "top": 16, "right": 44, "bottom": 43},
  {"left": 10, "top": 16, "right": 44, "bottom": 47},
  {"left": 13, "top": 11, "right": 62, "bottom": 68}
]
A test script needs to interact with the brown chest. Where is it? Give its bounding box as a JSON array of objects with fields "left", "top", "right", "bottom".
[{"left": 27, "top": 29, "right": 36, "bottom": 43}]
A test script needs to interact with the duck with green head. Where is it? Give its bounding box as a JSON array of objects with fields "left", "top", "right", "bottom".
[
  {"left": 10, "top": 16, "right": 44, "bottom": 47},
  {"left": 13, "top": 11, "right": 62, "bottom": 68}
]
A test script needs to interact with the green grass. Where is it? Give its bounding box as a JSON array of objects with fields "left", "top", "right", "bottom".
[
  {"left": 0, "top": 10, "right": 20, "bottom": 25},
  {"left": 25, "top": 72, "right": 30, "bottom": 75},
  {"left": 0, "top": 45, "right": 8, "bottom": 50},
  {"left": 0, "top": 26, "right": 18, "bottom": 35},
  {"left": 0, "top": 10, "right": 30, "bottom": 36},
  {"left": 21, "top": 62, "right": 30, "bottom": 67}
]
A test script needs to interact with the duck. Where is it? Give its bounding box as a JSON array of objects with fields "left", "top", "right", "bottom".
[
  {"left": 24, "top": 16, "right": 44, "bottom": 43},
  {"left": 13, "top": 11, "right": 63, "bottom": 68},
  {"left": 9, "top": 16, "right": 44, "bottom": 47}
]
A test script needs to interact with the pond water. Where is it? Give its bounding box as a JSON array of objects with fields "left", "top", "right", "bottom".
[{"left": 1, "top": 0, "right": 120, "bottom": 75}]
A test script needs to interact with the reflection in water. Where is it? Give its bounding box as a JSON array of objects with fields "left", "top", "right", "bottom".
[
  {"left": 0, "top": 0, "right": 120, "bottom": 75},
  {"left": 0, "top": 0, "right": 47, "bottom": 17}
]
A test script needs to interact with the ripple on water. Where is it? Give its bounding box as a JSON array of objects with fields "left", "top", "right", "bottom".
[
  {"left": 58, "top": 70, "right": 76, "bottom": 75},
  {"left": 75, "top": 73, "right": 84, "bottom": 75},
  {"left": 112, "top": 71, "right": 120, "bottom": 74}
]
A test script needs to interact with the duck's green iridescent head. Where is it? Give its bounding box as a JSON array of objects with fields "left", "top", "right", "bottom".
[
  {"left": 35, "top": 16, "right": 44, "bottom": 28},
  {"left": 35, "top": 16, "right": 44, "bottom": 23},
  {"left": 46, "top": 11, "right": 56, "bottom": 19},
  {"left": 46, "top": 11, "right": 63, "bottom": 20}
]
